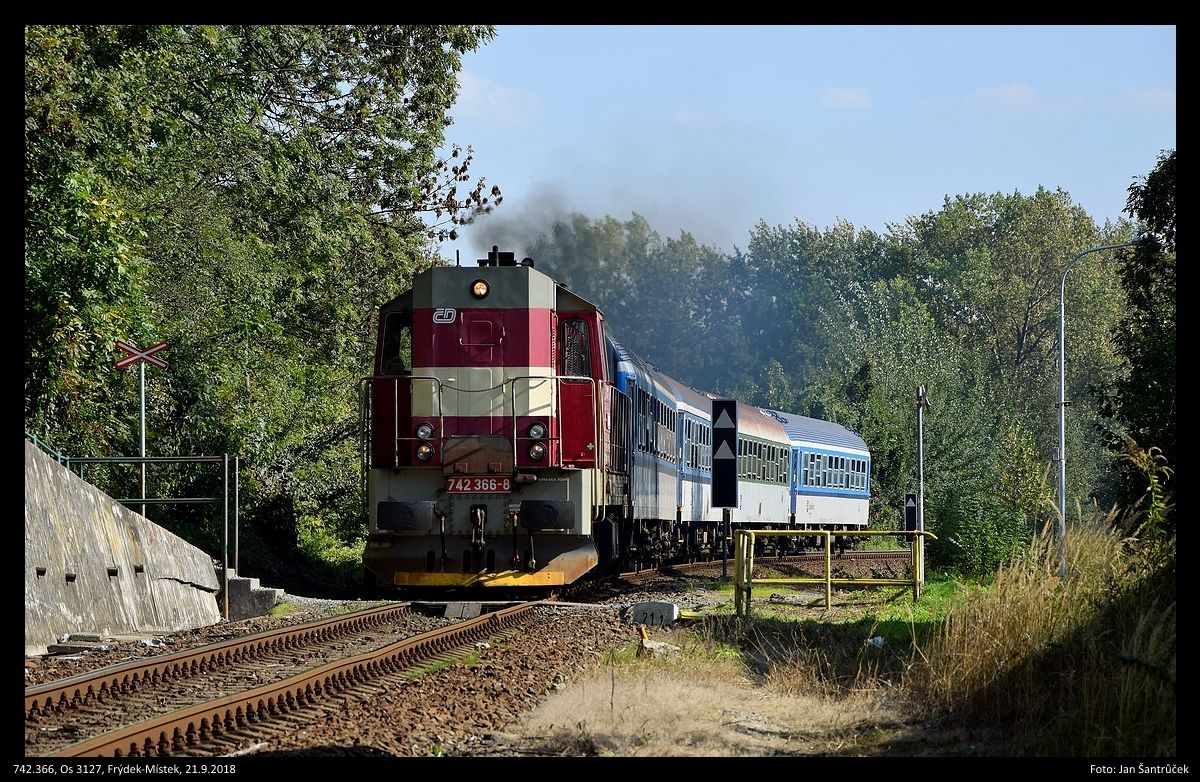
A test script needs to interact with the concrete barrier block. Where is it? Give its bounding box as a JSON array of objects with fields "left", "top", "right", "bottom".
[{"left": 25, "top": 442, "right": 221, "bottom": 655}]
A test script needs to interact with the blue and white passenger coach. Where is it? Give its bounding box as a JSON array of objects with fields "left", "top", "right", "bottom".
[{"left": 766, "top": 409, "right": 871, "bottom": 529}]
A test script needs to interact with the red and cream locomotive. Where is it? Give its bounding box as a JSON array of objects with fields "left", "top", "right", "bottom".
[{"left": 361, "top": 247, "right": 870, "bottom": 591}]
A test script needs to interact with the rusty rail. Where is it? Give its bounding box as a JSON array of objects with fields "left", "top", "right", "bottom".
[{"left": 51, "top": 602, "right": 540, "bottom": 757}]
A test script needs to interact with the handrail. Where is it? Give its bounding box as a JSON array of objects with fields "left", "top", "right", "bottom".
[
  {"left": 24, "top": 440, "right": 239, "bottom": 621},
  {"left": 24, "top": 431, "right": 69, "bottom": 465}
]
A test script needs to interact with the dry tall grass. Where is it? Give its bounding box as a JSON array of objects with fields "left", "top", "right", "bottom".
[
  {"left": 904, "top": 516, "right": 1176, "bottom": 756},
  {"left": 512, "top": 509, "right": 1174, "bottom": 756}
]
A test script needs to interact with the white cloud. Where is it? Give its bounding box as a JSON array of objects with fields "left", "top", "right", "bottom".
[
  {"left": 968, "top": 84, "right": 1040, "bottom": 113},
  {"left": 1124, "top": 87, "right": 1176, "bottom": 112},
  {"left": 820, "top": 87, "right": 871, "bottom": 110},
  {"left": 453, "top": 71, "right": 541, "bottom": 127},
  {"left": 965, "top": 83, "right": 1175, "bottom": 116}
]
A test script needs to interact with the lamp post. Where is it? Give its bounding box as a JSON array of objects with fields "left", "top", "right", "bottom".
[
  {"left": 916, "top": 385, "right": 928, "bottom": 597},
  {"left": 1057, "top": 238, "right": 1143, "bottom": 577}
]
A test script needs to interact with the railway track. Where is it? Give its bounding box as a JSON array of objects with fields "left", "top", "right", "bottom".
[
  {"left": 27, "top": 602, "right": 549, "bottom": 757},
  {"left": 45, "top": 602, "right": 545, "bottom": 758},
  {"left": 27, "top": 550, "right": 910, "bottom": 757}
]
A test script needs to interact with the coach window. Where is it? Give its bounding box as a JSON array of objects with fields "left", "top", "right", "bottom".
[
  {"left": 657, "top": 400, "right": 667, "bottom": 455},
  {"left": 691, "top": 428, "right": 699, "bottom": 470},
  {"left": 670, "top": 411, "right": 677, "bottom": 463},
  {"left": 657, "top": 398, "right": 667, "bottom": 458},
  {"left": 685, "top": 420, "right": 692, "bottom": 468},
  {"left": 643, "top": 391, "right": 652, "bottom": 452},
  {"left": 381, "top": 311, "right": 412, "bottom": 376}
]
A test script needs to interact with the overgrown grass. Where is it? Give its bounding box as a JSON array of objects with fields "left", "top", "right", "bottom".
[
  {"left": 903, "top": 518, "right": 1176, "bottom": 756},
  {"left": 686, "top": 575, "right": 970, "bottom": 700},
  {"left": 647, "top": 513, "right": 1175, "bottom": 756}
]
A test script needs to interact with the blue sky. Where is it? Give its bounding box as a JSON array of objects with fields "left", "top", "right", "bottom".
[{"left": 437, "top": 25, "right": 1175, "bottom": 261}]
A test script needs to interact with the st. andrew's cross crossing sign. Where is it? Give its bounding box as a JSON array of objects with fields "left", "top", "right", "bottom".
[
  {"left": 712, "top": 399, "right": 738, "bottom": 508},
  {"left": 115, "top": 340, "right": 170, "bottom": 370}
]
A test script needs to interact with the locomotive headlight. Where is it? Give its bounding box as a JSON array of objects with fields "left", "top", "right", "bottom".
[
  {"left": 470, "top": 279, "right": 490, "bottom": 299},
  {"left": 528, "top": 442, "right": 547, "bottom": 460},
  {"left": 528, "top": 422, "right": 547, "bottom": 440},
  {"left": 416, "top": 443, "right": 435, "bottom": 461},
  {"left": 415, "top": 422, "right": 434, "bottom": 441}
]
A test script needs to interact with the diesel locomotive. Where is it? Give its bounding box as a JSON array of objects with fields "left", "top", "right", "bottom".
[{"left": 360, "top": 247, "right": 869, "bottom": 591}]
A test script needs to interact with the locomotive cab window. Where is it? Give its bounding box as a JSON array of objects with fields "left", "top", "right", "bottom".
[
  {"left": 560, "top": 318, "right": 591, "bottom": 377},
  {"left": 381, "top": 311, "right": 412, "bottom": 376}
]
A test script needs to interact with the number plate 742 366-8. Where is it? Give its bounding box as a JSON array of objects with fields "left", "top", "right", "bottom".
[{"left": 444, "top": 476, "right": 512, "bottom": 493}]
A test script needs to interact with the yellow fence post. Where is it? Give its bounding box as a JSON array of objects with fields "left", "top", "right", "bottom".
[
  {"left": 746, "top": 531, "right": 754, "bottom": 615},
  {"left": 823, "top": 531, "right": 832, "bottom": 609},
  {"left": 911, "top": 531, "right": 919, "bottom": 601},
  {"left": 733, "top": 530, "right": 741, "bottom": 617},
  {"left": 915, "top": 532, "right": 924, "bottom": 600}
]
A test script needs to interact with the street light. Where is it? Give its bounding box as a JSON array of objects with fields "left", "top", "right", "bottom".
[
  {"left": 916, "top": 385, "right": 929, "bottom": 596},
  {"left": 1056, "top": 237, "right": 1145, "bottom": 577}
]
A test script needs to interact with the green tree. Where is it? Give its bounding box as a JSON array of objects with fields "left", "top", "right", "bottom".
[
  {"left": 811, "top": 278, "right": 1051, "bottom": 576},
  {"left": 898, "top": 188, "right": 1132, "bottom": 513},
  {"left": 25, "top": 27, "right": 158, "bottom": 453},
  {"left": 25, "top": 25, "right": 497, "bottom": 587},
  {"left": 1098, "top": 149, "right": 1176, "bottom": 514}
]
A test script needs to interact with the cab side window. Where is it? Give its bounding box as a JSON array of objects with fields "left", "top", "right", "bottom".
[
  {"left": 381, "top": 311, "right": 412, "bottom": 376},
  {"left": 560, "top": 318, "right": 591, "bottom": 377}
]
